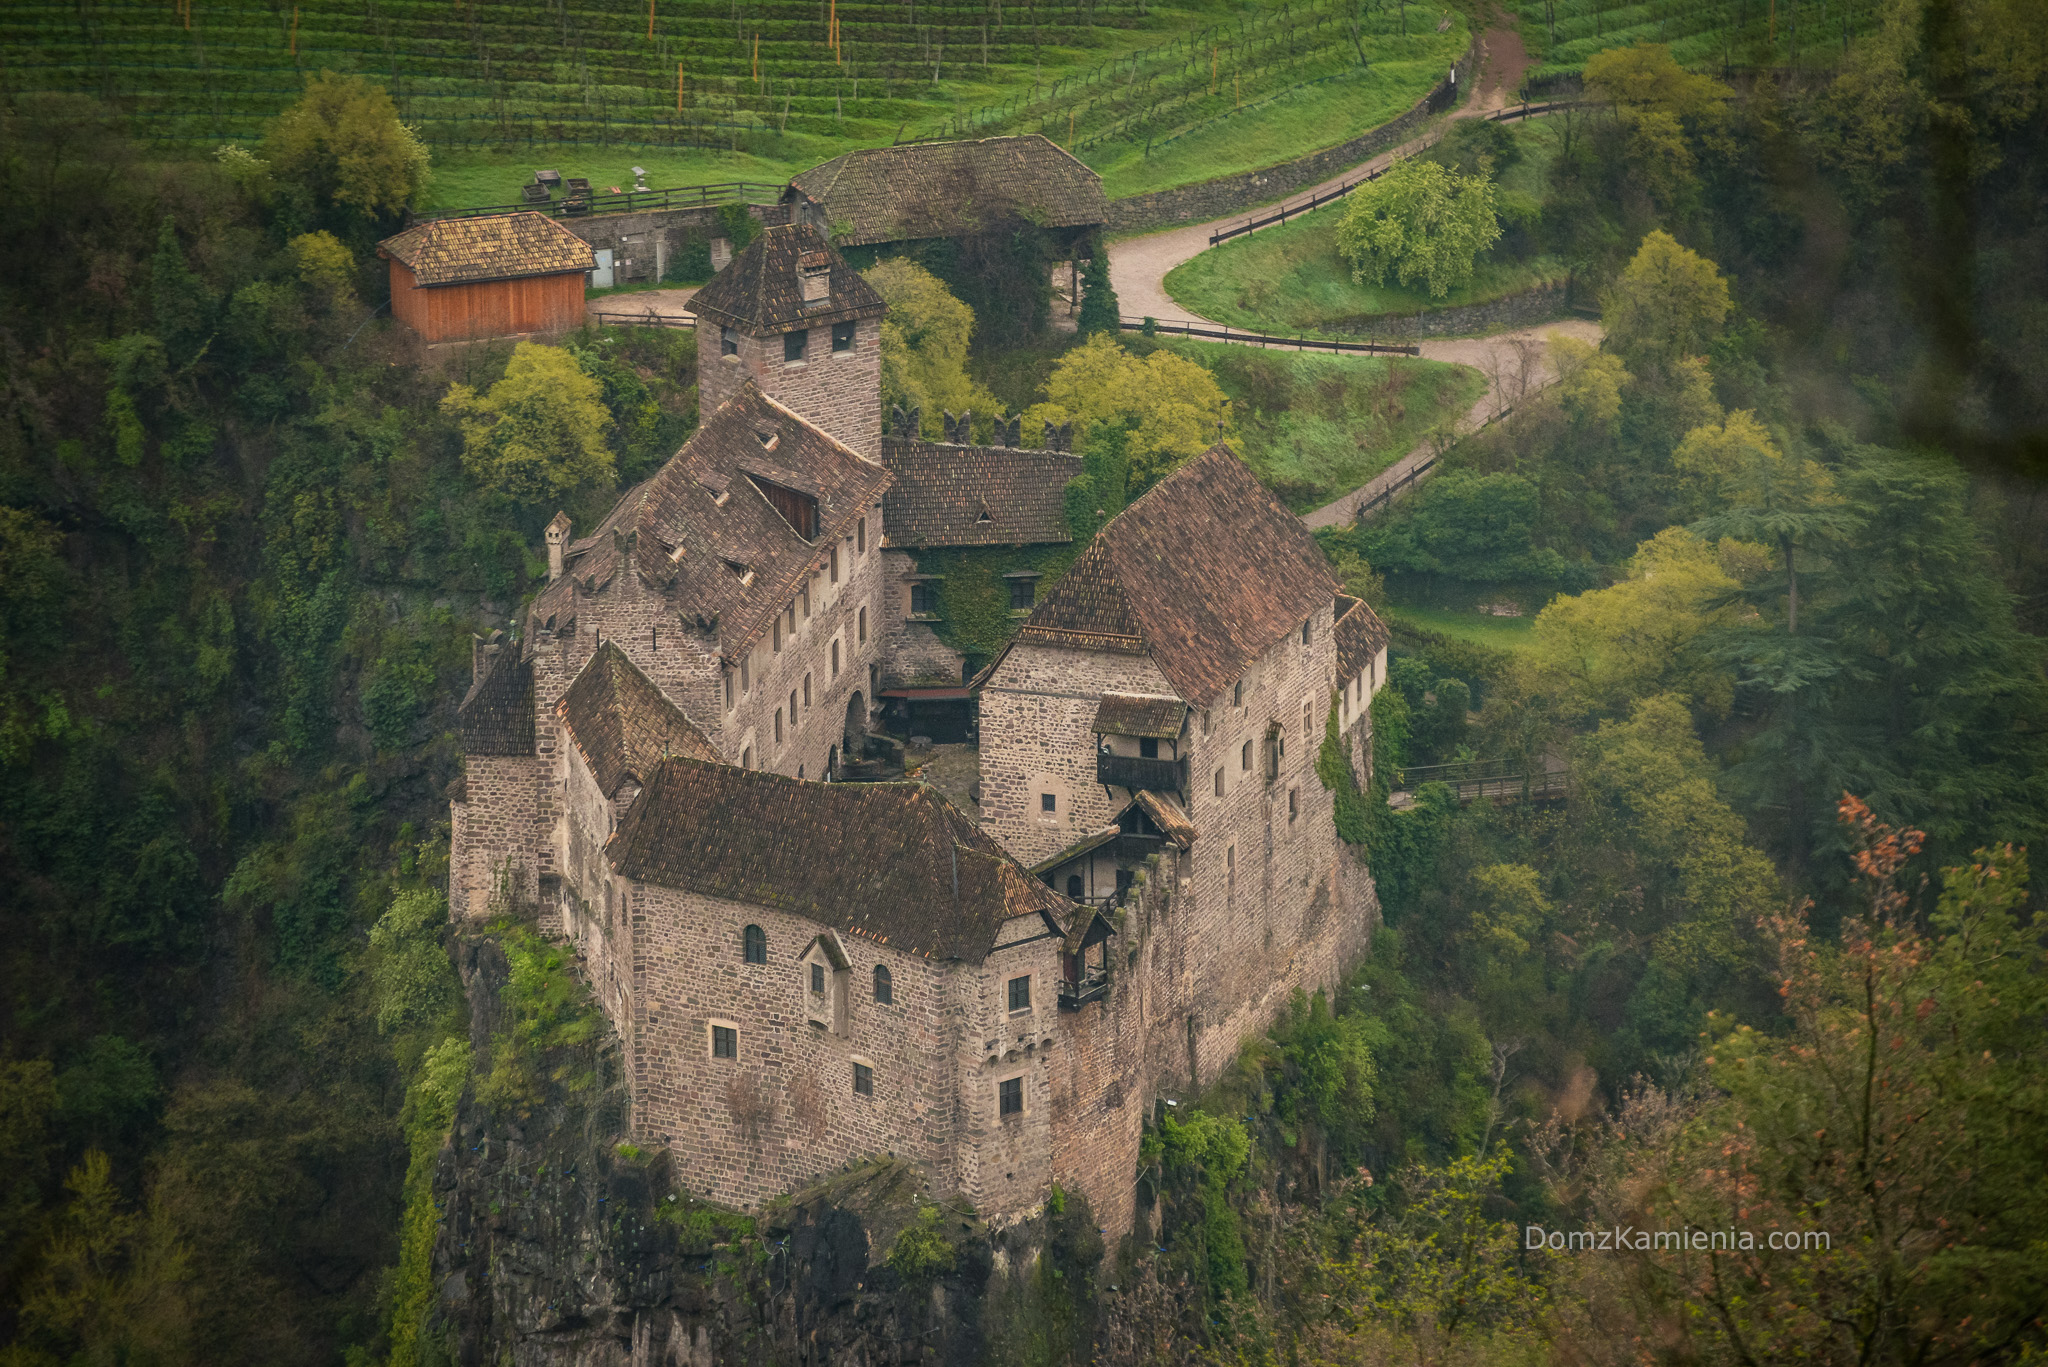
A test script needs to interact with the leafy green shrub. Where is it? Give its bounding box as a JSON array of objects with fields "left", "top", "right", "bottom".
[
  {"left": 886, "top": 1205, "right": 956, "bottom": 1285},
  {"left": 475, "top": 921, "right": 602, "bottom": 1117},
  {"left": 1156, "top": 1109, "right": 1250, "bottom": 1299}
]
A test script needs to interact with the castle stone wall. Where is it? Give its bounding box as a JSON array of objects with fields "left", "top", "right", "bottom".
[{"left": 698, "top": 316, "right": 883, "bottom": 461}]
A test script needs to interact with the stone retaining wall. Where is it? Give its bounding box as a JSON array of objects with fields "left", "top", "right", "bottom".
[
  {"left": 1330, "top": 278, "right": 1576, "bottom": 340},
  {"left": 1105, "top": 39, "right": 1479, "bottom": 234}
]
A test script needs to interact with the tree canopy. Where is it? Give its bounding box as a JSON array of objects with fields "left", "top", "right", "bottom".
[
  {"left": 1600, "top": 229, "right": 1732, "bottom": 374},
  {"left": 1335, "top": 157, "right": 1503, "bottom": 300},
  {"left": 262, "top": 71, "right": 430, "bottom": 224},
  {"left": 441, "top": 343, "right": 613, "bottom": 507},
  {"left": 1023, "top": 334, "right": 1234, "bottom": 492},
  {"left": 862, "top": 258, "right": 1002, "bottom": 439}
]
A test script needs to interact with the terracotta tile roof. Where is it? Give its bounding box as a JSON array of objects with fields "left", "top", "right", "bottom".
[
  {"left": 377, "top": 212, "right": 595, "bottom": 286},
  {"left": 609, "top": 760, "right": 1073, "bottom": 961},
  {"left": 527, "top": 383, "right": 891, "bottom": 664},
  {"left": 686, "top": 223, "right": 885, "bottom": 334},
  {"left": 1334, "top": 594, "right": 1391, "bottom": 681},
  {"left": 1132, "top": 790, "right": 1197, "bottom": 849},
  {"left": 557, "top": 642, "right": 719, "bottom": 797},
  {"left": 1090, "top": 693, "right": 1188, "bottom": 739},
  {"left": 458, "top": 647, "right": 534, "bottom": 756},
  {"left": 790, "top": 135, "right": 1108, "bottom": 247},
  {"left": 1013, "top": 445, "right": 1338, "bottom": 703},
  {"left": 879, "top": 438, "right": 1083, "bottom": 548}
]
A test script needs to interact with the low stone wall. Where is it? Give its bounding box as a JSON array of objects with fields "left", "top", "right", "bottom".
[
  {"left": 1105, "top": 40, "right": 1478, "bottom": 234},
  {"left": 1329, "top": 279, "right": 1575, "bottom": 340}
]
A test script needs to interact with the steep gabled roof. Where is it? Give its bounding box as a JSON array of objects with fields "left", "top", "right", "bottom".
[
  {"left": 790, "top": 135, "right": 1108, "bottom": 247},
  {"left": 1010, "top": 445, "right": 1337, "bottom": 703},
  {"left": 557, "top": 642, "right": 718, "bottom": 797},
  {"left": 609, "top": 760, "right": 1073, "bottom": 961},
  {"left": 526, "top": 383, "right": 891, "bottom": 663},
  {"left": 685, "top": 223, "right": 885, "bottom": 334},
  {"left": 1091, "top": 693, "right": 1188, "bottom": 739},
  {"left": 458, "top": 646, "right": 534, "bottom": 756},
  {"left": 880, "top": 438, "right": 1083, "bottom": 548},
  {"left": 1334, "top": 594, "right": 1391, "bottom": 681},
  {"left": 377, "top": 212, "right": 595, "bottom": 286}
]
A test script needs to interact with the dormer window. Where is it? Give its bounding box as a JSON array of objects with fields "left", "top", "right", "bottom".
[
  {"left": 803, "top": 935, "right": 851, "bottom": 1034},
  {"left": 721, "top": 325, "right": 738, "bottom": 357},
  {"left": 754, "top": 428, "right": 780, "bottom": 452},
  {"left": 799, "top": 250, "right": 832, "bottom": 304},
  {"left": 750, "top": 475, "right": 819, "bottom": 540}
]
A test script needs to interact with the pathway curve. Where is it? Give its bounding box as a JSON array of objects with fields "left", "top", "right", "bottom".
[{"left": 1103, "top": 24, "right": 1606, "bottom": 526}]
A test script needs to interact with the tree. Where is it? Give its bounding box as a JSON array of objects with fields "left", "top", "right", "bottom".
[
  {"left": 1671, "top": 407, "right": 1779, "bottom": 516},
  {"left": 1549, "top": 333, "right": 1630, "bottom": 434},
  {"left": 862, "top": 258, "right": 1001, "bottom": 438},
  {"left": 1617, "top": 801, "right": 2048, "bottom": 1366},
  {"left": 263, "top": 72, "right": 429, "bottom": 223},
  {"left": 441, "top": 343, "right": 614, "bottom": 506},
  {"left": 1583, "top": 43, "right": 1732, "bottom": 212},
  {"left": 1532, "top": 526, "right": 1747, "bottom": 721},
  {"left": 1336, "top": 157, "right": 1502, "bottom": 300},
  {"left": 1023, "top": 333, "right": 1233, "bottom": 491},
  {"left": 1690, "top": 427, "right": 1851, "bottom": 635},
  {"left": 1076, "top": 249, "right": 1120, "bottom": 335},
  {"left": 1601, "top": 230, "right": 1732, "bottom": 375},
  {"left": 287, "top": 230, "right": 355, "bottom": 304},
  {"left": 14, "top": 1149, "right": 192, "bottom": 1363}
]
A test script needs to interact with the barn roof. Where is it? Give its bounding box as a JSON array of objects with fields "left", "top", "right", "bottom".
[
  {"left": 1004, "top": 444, "right": 1337, "bottom": 704},
  {"left": 789, "top": 135, "right": 1108, "bottom": 247},
  {"left": 686, "top": 223, "right": 885, "bottom": 334},
  {"left": 526, "top": 382, "right": 890, "bottom": 664},
  {"left": 879, "top": 438, "right": 1083, "bottom": 548},
  {"left": 609, "top": 759, "right": 1073, "bottom": 961},
  {"left": 377, "top": 212, "right": 595, "bottom": 286},
  {"left": 557, "top": 642, "right": 719, "bottom": 797}
]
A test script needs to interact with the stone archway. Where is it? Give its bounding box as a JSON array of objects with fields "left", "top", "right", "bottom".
[{"left": 843, "top": 691, "right": 867, "bottom": 760}]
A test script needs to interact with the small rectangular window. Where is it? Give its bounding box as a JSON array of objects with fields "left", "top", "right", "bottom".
[
  {"left": 853, "top": 1062, "right": 873, "bottom": 1095},
  {"left": 775, "top": 707, "right": 784, "bottom": 743},
  {"left": 721, "top": 325, "right": 738, "bottom": 357},
  {"left": 741, "top": 746, "right": 752, "bottom": 770},
  {"left": 858, "top": 606, "right": 867, "bottom": 643},
  {"left": 830, "top": 547, "right": 840, "bottom": 584},
  {"left": 1008, "top": 975, "right": 1031, "bottom": 1012},
  {"left": 712, "top": 1025, "right": 736, "bottom": 1058},
  {"left": 1009, "top": 578, "right": 1035, "bottom": 610},
  {"left": 1241, "top": 740, "right": 1252, "bottom": 771},
  {"left": 801, "top": 583, "right": 811, "bottom": 618},
  {"left": 724, "top": 671, "right": 735, "bottom": 711},
  {"left": 1214, "top": 768, "right": 1225, "bottom": 797},
  {"left": 1303, "top": 700, "right": 1313, "bottom": 737},
  {"left": 910, "top": 582, "right": 936, "bottom": 615},
  {"left": 803, "top": 673, "right": 813, "bottom": 708},
  {"left": 1302, "top": 618, "right": 1312, "bottom": 645},
  {"left": 831, "top": 639, "right": 841, "bottom": 675},
  {"left": 772, "top": 616, "right": 782, "bottom": 652},
  {"left": 1289, "top": 787, "right": 1299, "bottom": 821},
  {"left": 811, "top": 962, "right": 825, "bottom": 994},
  {"left": 740, "top": 655, "right": 750, "bottom": 693},
  {"left": 999, "top": 1076, "right": 1023, "bottom": 1117},
  {"left": 856, "top": 517, "right": 866, "bottom": 554},
  {"left": 1139, "top": 737, "right": 1159, "bottom": 759},
  {"left": 1041, "top": 793, "right": 1056, "bottom": 813},
  {"left": 784, "top": 329, "right": 808, "bottom": 363},
  {"left": 832, "top": 320, "right": 856, "bottom": 352}
]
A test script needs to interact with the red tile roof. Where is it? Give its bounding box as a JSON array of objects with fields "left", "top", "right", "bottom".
[{"left": 1334, "top": 594, "right": 1391, "bottom": 682}]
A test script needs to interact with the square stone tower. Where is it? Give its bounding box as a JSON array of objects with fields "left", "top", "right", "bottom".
[{"left": 686, "top": 223, "right": 888, "bottom": 460}]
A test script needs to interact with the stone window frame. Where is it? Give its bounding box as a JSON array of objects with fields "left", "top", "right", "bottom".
[
  {"left": 743, "top": 923, "right": 768, "bottom": 964},
  {"left": 856, "top": 516, "right": 867, "bottom": 554},
  {"left": 853, "top": 1059, "right": 875, "bottom": 1096},
  {"left": 1007, "top": 974, "right": 1032, "bottom": 1014},
  {"left": 1240, "top": 740, "right": 1252, "bottom": 772},
  {"left": 709, "top": 1019, "right": 740, "bottom": 1059},
  {"left": 832, "top": 320, "right": 857, "bottom": 353},
  {"left": 1041, "top": 792, "right": 1056, "bottom": 813},
  {"left": 857, "top": 605, "right": 868, "bottom": 644},
  {"left": 1301, "top": 617, "right": 1312, "bottom": 646},
  {"left": 872, "top": 964, "right": 893, "bottom": 1004},
  {"left": 830, "top": 635, "right": 842, "bottom": 677},
  {"left": 784, "top": 328, "right": 808, "bottom": 364},
  {"left": 1213, "top": 767, "right": 1225, "bottom": 798},
  {"left": 998, "top": 1074, "right": 1026, "bottom": 1119},
  {"left": 1289, "top": 787, "right": 1299, "bottom": 822},
  {"left": 803, "top": 673, "right": 813, "bottom": 708}
]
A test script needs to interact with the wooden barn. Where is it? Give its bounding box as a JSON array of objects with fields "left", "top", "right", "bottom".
[{"left": 377, "top": 213, "right": 594, "bottom": 342}]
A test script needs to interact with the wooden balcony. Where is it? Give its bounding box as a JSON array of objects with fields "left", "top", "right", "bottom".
[{"left": 1095, "top": 752, "right": 1184, "bottom": 794}]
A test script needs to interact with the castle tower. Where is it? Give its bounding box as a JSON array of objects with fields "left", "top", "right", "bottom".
[{"left": 685, "top": 223, "right": 888, "bottom": 459}]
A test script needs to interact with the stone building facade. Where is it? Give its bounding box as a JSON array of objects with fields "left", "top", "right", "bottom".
[{"left": 449, "top": 220, "right": 1391, "bottom": 1237}]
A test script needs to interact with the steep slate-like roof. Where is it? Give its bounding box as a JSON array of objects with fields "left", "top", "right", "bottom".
[
  {"left": 610, "top": 760, "right": 1073, "bottom": 961},
  {"left": 1131, "top": 790, "right": 1198, "bottom": 849},
  {"left": 377, "top": 213, "right": 595, "bottom": 286},
  {"left": 458, "top": 647, "right": 534, "bottom": 756},
  {"left": 527, "top": 383, "right": 891, "bottom": 664},
  {"left": 1090, "top": 693, "right": 1188, "bottom": 739},
  {"left": 685, "top": 223, "right": 885, "bottom": 334},
  {"left": 1011, "top": 445, "right": 1338, "bottom": 703},
  {"left": 880, "top": 439, "right": 1083, "bottom": 548},
  {"left": 790, "top": 135, "right": 1108, "bottom": 247},
  {"left": 557, "top": 642, "right": 718, "bottom": 797},
  {"left": 1334, "top": 594, "right": 1392, "bottom": 681}
]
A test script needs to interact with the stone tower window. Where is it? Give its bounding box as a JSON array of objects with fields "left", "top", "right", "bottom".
[
  {"left": 1289, "top": 787, "right": 1300, "bottom": 821},
  {"left": 1233, "top": 680, "right": 1244, "bottom": 708},
  {"left": 832, "top": 320, "right": 856, "bottom": 352},
  {"left": 858, "top": 606, "right": 867, "bottom": 643},
  {"left": 1240, "top": 740, "right": 1252, "bottom": 772},
  {"left": 873, "top": 965, "right": 892, "bottom": 1003},
  {"left": 853, "top": 1062, "right": 874, "bottom": 1096},
  {"left": 856, "top": 517, "right": 867, "bottom": 554},
  {"left": 774, "top": 707, "right": 783, "bottom": 743},
  {"left": 784, "top": 329, "right": 808, "bottom": 363},
  {"left": 1041, "top": 793, "right": 1056, "bottom": 813},
  {"left": 1008, "top": 975, "right": 1031, "bottom": 1013},
  {"left": 743, "top": 924, "right": 767, "bottom": 963},
  {"left": 999, "top": 1077, "right": 1023, "bottom": 1117},
  {"left": 711, "top": 1025, "right": 737, "bottom": 1059},
  {"left": 1302, "top": 618, "right": 1311, "bottom": 645},
  {"left": 1213, "top": 767, "right": 1224, "bottom": 798},
  {"left": 721, "top": 325, "right": 738, "bottom": 357}
]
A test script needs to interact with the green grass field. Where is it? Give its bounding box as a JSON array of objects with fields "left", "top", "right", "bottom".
[
  {"left": 1161, "top": 117, "right": 1570, "bottom": 333},
  {"left": 1148, "top": 338, "right": 1486, "bottom": 512},
  {"left": 1386, "top": 600, "right": 1542, "bottom": 652},
  {"left": 1513, "top": 0, "right": 1882, "bottom": 78}
]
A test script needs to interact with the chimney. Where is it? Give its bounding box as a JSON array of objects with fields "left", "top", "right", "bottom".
[
  {"left": 545, "top": 511, "right": 572, "bottom": 581},
  {"left": 799, "top": 250, "right": 832, "bottom": 304}
]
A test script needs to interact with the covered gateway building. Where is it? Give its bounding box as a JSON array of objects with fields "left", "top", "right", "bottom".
[{"left": 378, "top": 211, "right": 595, "bottom": 342}]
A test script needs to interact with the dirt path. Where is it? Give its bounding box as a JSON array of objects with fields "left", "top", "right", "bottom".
[{"left": 586, "top": 286, "right": 698, "bottom": 324}]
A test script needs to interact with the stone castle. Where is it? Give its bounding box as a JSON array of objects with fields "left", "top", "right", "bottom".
[{"left": 449, "top": 221, "right": 1392, "bottom": 1235}]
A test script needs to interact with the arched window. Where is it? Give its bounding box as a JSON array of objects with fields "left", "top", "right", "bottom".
[
  {"left": 873, "top": 964, "right": 893, "bottom": 1004},
  {"left": 1066, "top": 873, "right": 1084, "bottom": 899},
  {"left": 743, "top": 924, "right": 767, "bottom": 964}
]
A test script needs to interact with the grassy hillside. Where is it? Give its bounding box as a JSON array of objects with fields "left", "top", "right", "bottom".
[{"left": 1512, "top": 0, "right": 1883, "bottom": 78}]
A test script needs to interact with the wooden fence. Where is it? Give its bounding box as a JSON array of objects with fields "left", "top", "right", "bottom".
[
  {"left": 1124, "top": 317, "right": 1418, "bottom": 356},
  {"left": 412, "top": 180, "right": 786, "bottom": 224}
]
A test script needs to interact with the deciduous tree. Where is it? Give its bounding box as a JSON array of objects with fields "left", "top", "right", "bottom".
[
  {"left": 1601, "top": 230, "right": 1732, "bottom": 375},
  {"left": 1336, "top": 157, "right": 1503, "bottom": 300},
  {"left": 441, "top": 343, "right": 613, "bottom": 506},
  {"left": 263, "top": 72, "right": 429, "bottom": 223},
  {"left": 862, "top": 258, "right": 1001, "bottom": 438},
  {"left": 1023, "top": 333, "right": 1233, "bottom": 491}
]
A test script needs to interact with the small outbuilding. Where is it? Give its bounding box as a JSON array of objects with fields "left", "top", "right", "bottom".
[
  {"left": 784, "top": 134, "right": 1108, "bottom": 251},
  {"left": 377, "top": 212, "right": 595, "bottom": 342}
]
